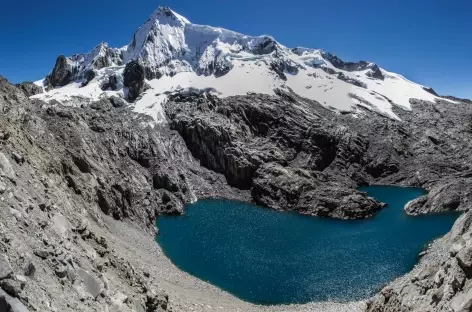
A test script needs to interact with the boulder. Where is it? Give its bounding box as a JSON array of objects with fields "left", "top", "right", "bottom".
[
  {"left": 11, "top": 152, "right": 24, "bottom": 164},
  {"left": 77, "top": 269, "right": 102, "bottom": 299},
  {"left": 23, "top": 261, "right": 35, "bottom": 277},
  {"left": 0, "top": 255, "right": 13, "bottom": 280},
  {"left": 457, "top": 245, "right": 472, "bottom": 276},
  {"left": 34, "top": 247, "right": 53, "bottom": 260},
  {"left": 0, "top": 152, "right": 15, "bottom": 183},
  {"left": 450, "top": 288, "right": 472, "bottom": 312},
  {"left": 146, "top": 291, "right": 168, "bottom": 312},
  {"left": 0, "top": 179, "right": 6, "bottom": 194},
  {"left": 0, "top": 289, "right": 29, "bottom": 312},
  {"left": 0, "top": 279, "right": 22, "bottom": 297}
]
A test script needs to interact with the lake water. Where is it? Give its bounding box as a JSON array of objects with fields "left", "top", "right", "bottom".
[{"left": 156, "top": 186, "right": 460, "bottom": 304}]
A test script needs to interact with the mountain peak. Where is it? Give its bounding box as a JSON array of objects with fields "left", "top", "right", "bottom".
[
  {"left": 151, "top": 6, "right": 190, "bottom": 25},
  {"left": 36, "top": 6, "right": 449, "bottom": 122}
]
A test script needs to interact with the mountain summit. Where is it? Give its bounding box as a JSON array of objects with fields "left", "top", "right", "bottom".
[{"left": 32, "top": 6, "right": 448, "bottom": 121}]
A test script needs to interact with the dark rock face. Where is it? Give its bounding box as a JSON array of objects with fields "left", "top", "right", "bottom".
[
  {"left": 123, "top": 61, "right": 145, "bottom": 102},
  {"left": 15, "top": 82, "right": 43, "bottom": 97},
  {"left": 165, "top": 90, "right": 384, "bottom": 219},
  {"left": 92, "top": 55, "right": 111, "bottom": 70},
  {"left": 81, "top": 69, "right": 96, "bottom": 87},
  {"left": 365, "top": 65, "right": 384, "bottom": 80},
  {"left": 269, "top": 59, "right": 299, "bottom": 81},
  {"left": 143, "top": 66, "right": 163, "bottom": 80},
  {"left": 337, "top": 72, "right": 367, "bottom": 88},
  {"left": 197, "top": 53, "right": 233, "bottom": 78},
  {"left": 441, "top": 95, "right": 472, "bottom": 105},
  {"left": 101, "top": 74, "right": 119, "bottom": 91},
  {"left": 252, "top": 163, "right": 382, "bottom": 218},
  {"left": 405, "top": 180, "right": 470, "bottom": 215},
  {"left": 165, "top": 89, "right": 472, "bottom": 222},
  {"left": 252, "top": 36, "right": 278, "bottom": 55},
  {"left": 423, "top": 86, "right": 439, "bottom": 96},
  {"left": 321, "top": 52, "right": 385, "bottom": 80},
  {"left": 45, "top": 55, "right": 77, "bottom": 88}
]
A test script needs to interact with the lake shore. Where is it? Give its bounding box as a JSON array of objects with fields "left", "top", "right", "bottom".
[{"left": 105, "top": 215, "right": 367, "bottom": 312}]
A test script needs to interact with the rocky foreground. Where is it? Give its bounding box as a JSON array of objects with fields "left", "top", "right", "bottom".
[{"left": 1, "top": 73, "right": 472, "bottom": 312}]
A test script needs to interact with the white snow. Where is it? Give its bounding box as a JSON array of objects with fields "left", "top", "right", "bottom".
[{"left": 33, "top": 6, "right": 452, "bottom": 123}]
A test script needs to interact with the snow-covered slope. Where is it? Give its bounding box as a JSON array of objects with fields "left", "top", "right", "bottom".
[{"left": 32, "top": 6, "right": 449, "bottom": 122}]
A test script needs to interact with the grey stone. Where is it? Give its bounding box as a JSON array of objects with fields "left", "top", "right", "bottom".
[
  {"left": 457, "top": 245, "right": 472, "bottom": 273},
  {"left": 9, "top": 209, "right": 22, "bottom": 221},
  {"left": 52, "top": 213, "right": 70, "bottom": 238},
  {"left": 146, "top": 291, "right": 168, "bottom": 312},
  {"left": 66, "top": 266, "right": 76, "bottom": 283},
  {"left": 134, "top": 299, "right": 146, "bottom": 312},
  {"left": 78, "top": 269, "right": 102, "bottom": 299},
  {"left": 23, "top": 261, "right": 35, "bottom": 277},
  {"left": 1, "top": 279, "right": 22, "bottom": 297},
  {"left": 73, "top": 285, "right": 88, "bottom": 302},
  {"left": 11, "top": 152, "right": 24, "bottom": 164},
  {"left": 451, "top": 288, "right": 472, "bottom": 312},
  {"left": 0, "top": 179, "right": 6, "bottom": 194},
  {"left": 15, "top": 82, "right": 43, "bottom": 97},
  {"left": 0, "top": 288, "right": 29, "bottom": 312},
  {"left": 55, "top": 265, "right": 67, "bottom": 278},
  {"left": 15, "top": 276, "right": 26, "bottom": 289},
  {"left": 34, "top": 248, "right": 53, "bottom": 259},
  {"left": 451, "top": 238, "right": 467, "bottom": 257},
  {"left": 76, "top": 218, "right": 89, "bottom": 233},
  {"left": 0, "top": 152, "right": 15, "bottom": 183},
  {"left": 0, "top": 255, "right": 13, "bottom": 280},
  {"left": 110, "top": 292, "right": 128, "bottom": 308}
]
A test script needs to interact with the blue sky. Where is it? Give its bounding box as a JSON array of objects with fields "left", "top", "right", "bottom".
[{"left": 0, "top": 0, "right": 470, "bottom": 98}]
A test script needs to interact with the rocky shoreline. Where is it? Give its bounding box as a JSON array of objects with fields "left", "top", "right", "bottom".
[{"left": 1, "top": 73, "right": 472, "bottom": 311}]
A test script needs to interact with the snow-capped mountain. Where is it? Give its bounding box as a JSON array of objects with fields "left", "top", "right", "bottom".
[{"left": 33, "top": 6, "right": 449, "bottom": 122}]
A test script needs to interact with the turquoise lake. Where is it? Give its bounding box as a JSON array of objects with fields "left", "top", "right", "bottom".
[{"left": 156, "top": 186, "right": 460, "bottom": 304}]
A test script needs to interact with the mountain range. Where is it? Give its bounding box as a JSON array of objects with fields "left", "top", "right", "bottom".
[{"left": 30, "top": 6, "right": 456, "bottom": 122}]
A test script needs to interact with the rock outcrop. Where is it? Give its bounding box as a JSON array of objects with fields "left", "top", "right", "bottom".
[
  {"left": 45, "top": 55, "right": 76, "bottom": 88},
  {"left": 165, "top": 90, "right": 383, "bottom": 219},
  {"left": 123, "top": 61, "right": 145, "bottom": 102},
  {"left": 164, "top": 89, "right": 472, "bottom": 221},
  {"left": 15, "top": 82, "right": 43, "bottom": 97}
]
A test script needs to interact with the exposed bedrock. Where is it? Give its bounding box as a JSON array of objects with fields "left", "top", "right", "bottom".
[
  {"left": 165, "top": 90, "right": 472, "bottom": 220},
  {"left": 164, "top": 90, "right": 390, "bottom": 219},
  {"left": 45, "top": 55, "right": 77, "bottom": 88},
  {"left": 366, "top": 210, "right": 472, "bottom": 312},
  {"left": 123, "top": 60, "right": 146, "bottom": 102},
  {"left": 15, "top": 82, "right": 43, "bottom": 97}
]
